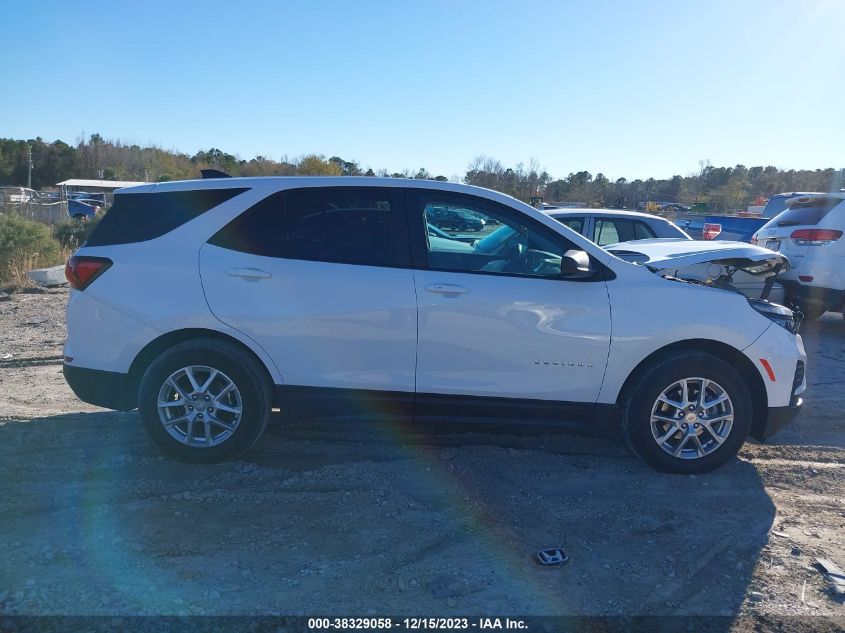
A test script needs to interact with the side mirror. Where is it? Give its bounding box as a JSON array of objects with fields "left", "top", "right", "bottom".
[{"left": 560, "top": 249, "right": 597, "bottom": 280}]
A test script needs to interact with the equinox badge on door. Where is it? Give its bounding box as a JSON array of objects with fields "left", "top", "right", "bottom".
[{"left": 534, "top": 360, "right": 595, "bottom": 368}]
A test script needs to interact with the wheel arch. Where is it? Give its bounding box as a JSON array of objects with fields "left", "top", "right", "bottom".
[
  {"left": 615, "top": 339, "right": 768, "bottom": 440},
  {"left": 127, "top": 328, "right": 282, "bottom": 408}
]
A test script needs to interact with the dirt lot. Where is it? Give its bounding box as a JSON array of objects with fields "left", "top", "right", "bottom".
[{"left": 0, "top": 286, "right": 843, "bottom": 626}]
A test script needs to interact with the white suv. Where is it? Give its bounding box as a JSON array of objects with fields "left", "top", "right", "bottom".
[
  {"left": 63, "top": 177, "right": 806, "bottom": 473},
  {"left": 752, "top": 192, "right": 845, "bottom": 320}
]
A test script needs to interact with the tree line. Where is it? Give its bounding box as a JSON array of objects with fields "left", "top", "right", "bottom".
[{"left": 1, "top": 135, "right": 843, "bottom": 211}]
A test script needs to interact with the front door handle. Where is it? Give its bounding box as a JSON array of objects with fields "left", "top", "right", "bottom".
[
  {"left": 227, "top": 268, "right": 272, "bottom": 280},
  {"left": 425, "top": 284, "right": 469, "bottom": 296}
]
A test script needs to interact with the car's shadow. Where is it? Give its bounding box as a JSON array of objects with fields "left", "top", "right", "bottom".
[{"left": 0, "top": 411, "right": 774, "bottom": 623}]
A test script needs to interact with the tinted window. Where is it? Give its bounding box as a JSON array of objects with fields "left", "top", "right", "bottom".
[
  {"left": 774, "top": 197, "right": 842, "bottom": 227},
  {"left": 210, "top": 188, "right": 403, "bottom": 267},
  {"left": 86, "top": 188, "right": 247, "bottom": 246},
  {"left": 552, "top": 215, "right": 585, "bottom": 234},
  {"left": 593, "top": 218, "right": 656, "bottom": 245},
  {"left": 417, "top": 194, "right": 572, "bottom": 278}
]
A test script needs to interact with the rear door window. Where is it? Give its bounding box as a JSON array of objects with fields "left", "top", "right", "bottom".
[
  {"left": 774, "top": 197, "right": 842, "bottom": 227},
  {"left": 593, "top": 218, "right": 656, "bottom": 245},
  {"left": 209, "top": 187, "right": 408, "bottom": 267},
  {"left": 85, "top": 188, "right": 248, "bottom": 246}
]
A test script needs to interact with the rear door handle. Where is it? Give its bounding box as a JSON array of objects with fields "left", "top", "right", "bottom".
[
  {"left": 227, "top": 268, "right": 272, "bottom": 280},
  {"left": 425, "top": 284, "right": 469, "bottom": 296}
]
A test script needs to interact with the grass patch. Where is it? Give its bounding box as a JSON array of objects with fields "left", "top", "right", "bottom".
[
  {"left": 53, "top": 216, "right": 101, "bottom": 250},
  {"left": 0, "top": 214, "right": 63, "bottom": 286}
]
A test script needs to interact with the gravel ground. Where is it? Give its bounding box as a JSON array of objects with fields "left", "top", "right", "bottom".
[{"left": 0, "top": 286, "right": 843, "bottom": 628}]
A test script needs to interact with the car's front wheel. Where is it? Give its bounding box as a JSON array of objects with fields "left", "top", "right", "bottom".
[
  {"left": 621, "top": 351, "right": 752, "bottom": 474},
  {"left": 138, "top": 339, "right": 272, "bottom": 463}
]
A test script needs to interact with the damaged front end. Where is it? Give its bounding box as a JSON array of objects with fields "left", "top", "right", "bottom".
[{"left": 606, "top": 239, "right": 801, "bottom": 333}]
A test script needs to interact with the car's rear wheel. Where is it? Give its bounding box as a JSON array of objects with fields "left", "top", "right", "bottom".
[
  {"left": 621, "top": 351, "right": 752, "bottom": 474},
  {"left": 138, "top": 339, "right": 271, "bottom": 463}
]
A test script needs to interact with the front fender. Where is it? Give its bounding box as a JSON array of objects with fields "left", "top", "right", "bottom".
[{"left": 597, "top": 265, "right": 771, "bottom": 404}]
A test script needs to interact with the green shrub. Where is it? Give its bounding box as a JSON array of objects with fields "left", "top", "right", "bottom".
[
  {"left": 53, "top": 215, "right": 101, "bottom": 250},
  {"left": 0, "top": 214, "right": 62, "bottom": 286}
]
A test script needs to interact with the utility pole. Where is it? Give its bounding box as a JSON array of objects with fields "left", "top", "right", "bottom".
[{"left": 27, "top": 145, "right": 33, "bottom": 189}]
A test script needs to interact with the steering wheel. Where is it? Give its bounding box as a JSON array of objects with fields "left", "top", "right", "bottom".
[
  {"left": 501, "top": 242, "right": 526, "bottom": 272},
  {"left": 522, "top": 249, "right": 561, "bottom": 275}
]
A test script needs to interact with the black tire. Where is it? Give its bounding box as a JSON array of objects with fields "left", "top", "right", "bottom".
[
  {"left": 138, "top": 338, "right": 272, "bottom": 463},
  {"left": 621, "top": 351, "right": 753, "bottom": 474}
]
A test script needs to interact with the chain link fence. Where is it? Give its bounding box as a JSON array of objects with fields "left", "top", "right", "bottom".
[
  {"left": 0, "top": 200, "right": 68, "bottom": 224},
  {"left": 0, "top": 187, "right": 108, "bottom": 224}
]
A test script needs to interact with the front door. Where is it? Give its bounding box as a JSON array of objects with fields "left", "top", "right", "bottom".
[{"left": 407, "top": 190, "right": 612, "bottom": 421}]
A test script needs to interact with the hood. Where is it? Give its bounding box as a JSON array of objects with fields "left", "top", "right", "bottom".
[{"left": 604, "top": 238, "right": 789, "bottom": 277}]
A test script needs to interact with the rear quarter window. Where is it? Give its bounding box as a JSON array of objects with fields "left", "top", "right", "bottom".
[
  {"left": 85, "top": 188, "right": 248, "bottom": 246},
  {"left": 774, "top": 197, "right": 842, "bottom": 227},
  {"left": 661, "top": 220, "right": 692, "bottom": 239}
]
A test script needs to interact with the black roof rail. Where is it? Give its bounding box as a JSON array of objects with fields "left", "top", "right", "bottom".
[{"left": 200, "top": 169, "right": 232, "bottom": 179}]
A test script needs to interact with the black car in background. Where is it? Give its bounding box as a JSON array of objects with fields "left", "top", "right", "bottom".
[{"left": 427, "top": 206, "right": 485, "bottom": 231}]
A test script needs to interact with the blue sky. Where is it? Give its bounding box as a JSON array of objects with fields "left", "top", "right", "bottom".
[{"left": 2, "top": 0, "right": 843, "bottom": 180}]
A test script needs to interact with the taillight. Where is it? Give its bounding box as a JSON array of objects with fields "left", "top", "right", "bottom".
[
  {"left": 790, "top": 229, "right": 843, "bottom": 245},
  {"left": 65, "top": 256, "right": 112, "bottom": 290},
  {"left": 750, "top": 234, "right": 758, "bottom": 245},
  {"left": 703, "top": 223, "right": 722, "bottom": 240}
]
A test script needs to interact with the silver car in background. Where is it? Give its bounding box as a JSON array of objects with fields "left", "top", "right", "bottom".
[{"left": 543, "top": 208, "right": 691, "bottom": 245}]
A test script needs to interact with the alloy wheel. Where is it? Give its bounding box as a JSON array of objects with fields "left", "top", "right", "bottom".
[
  {"left": 650, "top": 377, "right": 734, "bottom": 460},
  {"left": 156, "top": 365, "right": 243, "bottom": 447}
]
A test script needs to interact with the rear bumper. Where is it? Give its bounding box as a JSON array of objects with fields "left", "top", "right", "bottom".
[
  {"left": 752, "top": 397, "right": 803, "bottom": 441},
  {"left": 63, "top": 364, "right": 135, "bottom": 411}
]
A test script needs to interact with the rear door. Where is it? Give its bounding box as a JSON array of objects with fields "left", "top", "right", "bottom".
[
  {"left": 407, "top": 190, "right": 612, "bottom": 420},
  {"left": 199, "top": 186, "right": 418, "bottom": 413}
]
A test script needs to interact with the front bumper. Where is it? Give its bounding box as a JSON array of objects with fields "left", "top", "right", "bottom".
[
  {"left": 751, "top": 397, "right": 803, "bottom": 441},
  {"left": 63, "top": 364, "right": 135, "bottom": 411}
]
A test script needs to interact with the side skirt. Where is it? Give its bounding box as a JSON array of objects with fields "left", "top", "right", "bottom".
[{"left": 276, "top": 386, "right": 618, "bottom": 434}]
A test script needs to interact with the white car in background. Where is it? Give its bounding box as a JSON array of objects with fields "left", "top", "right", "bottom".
[
  {"left": 543, "top": 208, "right": 691, "bottom": 245},
  {"left": 547, "top": 208, "right": 786, "bottom": 304},
  {"left": 752, "top": 192, "right": 845, "bottom": 320},
  {"left": 63, "top": 177, "right": 805, "bottom": 474}
]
